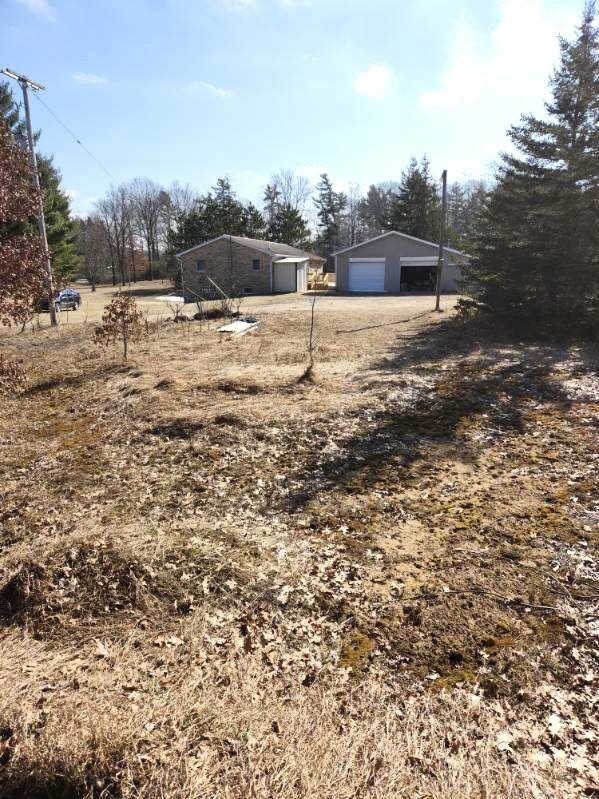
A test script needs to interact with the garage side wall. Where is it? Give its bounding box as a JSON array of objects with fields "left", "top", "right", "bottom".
[
  {"left": 335, "top": 235, "right": 464, "bottom": 293},
  {"left": 180, "top": 239, "right": 271, "bottom": 299}
]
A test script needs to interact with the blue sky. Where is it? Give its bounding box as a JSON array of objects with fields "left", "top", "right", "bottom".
[{"left": 2, "top": 0, "right": 582, "bottom": 216}]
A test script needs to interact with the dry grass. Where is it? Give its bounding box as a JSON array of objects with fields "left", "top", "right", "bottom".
[
  {"left": 0, "top": 294, "right": 597, "bottom": 797},
  {"left": 23, "top": 279, "right": 318, "bottom": 328},
  {"left": 1, "top": 638, "right": 565, "bottom": 799}
]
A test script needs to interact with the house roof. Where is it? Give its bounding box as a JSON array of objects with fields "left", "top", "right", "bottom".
[
  {"left": 176, "top": 234, "right": 325, "bottom": 261},
  {"left": 332, "top": 230, "right": 468, "bottom": 258}
]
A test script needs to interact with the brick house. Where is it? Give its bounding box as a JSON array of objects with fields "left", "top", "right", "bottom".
[{"left": 176, "top": 235, "right": 325, "bottom": 300}]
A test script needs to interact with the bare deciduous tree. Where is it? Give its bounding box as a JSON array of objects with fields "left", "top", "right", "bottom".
[
  {"left": 96, "top": 186, "right": 132, "bottom": 287},
  {"left": 77, "top": 215, "right": 111, "bottom": 291},
  {"left": 267, "top": 170, "right": 312, "bottom": 213},
  {"left": 160, "top": 181, "right": 198, "bottom": 248},
  {"left": 342, "top": 182, "right": 368, "bottom": 247},
  {"left": 129, "top": 177, "right": 165, "bottom": 280}
]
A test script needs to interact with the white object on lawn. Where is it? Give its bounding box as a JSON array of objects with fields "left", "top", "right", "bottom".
[
  {"left": 217, "top": 319, "right": 259, "bottom": 337},
  {"left": 157, "top": 295, "right": 185, "bottom": 303}
]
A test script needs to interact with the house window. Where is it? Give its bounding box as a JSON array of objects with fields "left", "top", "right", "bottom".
[
  {"left": 252, "top": 259, "right": 260, "bottom": 271},
  {"left": 196, "top": 259, "right": 206, "bottom": 273}
]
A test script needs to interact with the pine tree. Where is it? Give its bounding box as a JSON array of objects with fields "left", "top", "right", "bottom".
[
  {"left": 269, "top": 203, "right": 311, "bottom": 247},
  {"left": 263, "top": 182, "right": 281, "bottom": 231},
  {"left": 467, "top": 3, "right": 599, "bottom": 327},
  {"left": 387, "top": 156, "right": 440, "bottom": 240},
  {"left": 243, "top": 202, "right": 266, "bottom": 239},
  {"left": 359, "top": 183, "right": 398, "bottom": 235},
  {"left": 167, "top": 178, "right": 264, "bottom": 252},
  {"left": 314, "top": 173, "right": 346, "bottom": 264},
  {"left": 38, "top": 156, "right": 80, "bottom": 282},
  {"left": 446, "top": 180, "right": 488, "bottom": 250},
  {"left": 0, "top": 82, "right": 26, "bottom": 139}
]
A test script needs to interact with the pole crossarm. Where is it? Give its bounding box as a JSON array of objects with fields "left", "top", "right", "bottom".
[{"left": 2, "top": 67, "right": 45, "bottom": 91}]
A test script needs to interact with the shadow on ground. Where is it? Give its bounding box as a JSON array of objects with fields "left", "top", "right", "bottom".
[{"left": 284, "top": 318, "right": 594, "bottom": 510}]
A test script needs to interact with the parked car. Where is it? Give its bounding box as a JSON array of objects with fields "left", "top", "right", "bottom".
[{"left": 35, "top": 289, "right": 81, "bottom": 313}]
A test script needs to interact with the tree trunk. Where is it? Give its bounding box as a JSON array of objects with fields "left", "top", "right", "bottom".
[
  {"left": 147, "top": 241, "right": 153, "bottom": 282},
  {"left": 130, "top": 234, "right": 137, "bottom": 283}
]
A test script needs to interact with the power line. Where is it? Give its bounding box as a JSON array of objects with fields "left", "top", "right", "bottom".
[{"left": 32, "top": 91, "right": 115, "bottom": 180}]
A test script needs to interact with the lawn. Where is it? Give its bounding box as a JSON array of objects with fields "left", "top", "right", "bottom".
[
  {"left": 30, "top": 279, "right": 322, "bottom": 327},
  {"left": 0, "top": 295, "right": 597, "bottom": 798}
]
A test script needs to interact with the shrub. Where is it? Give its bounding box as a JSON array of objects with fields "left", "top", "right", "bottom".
[{"left": 94, "top": 295, "right": 145, "bottom": 361}]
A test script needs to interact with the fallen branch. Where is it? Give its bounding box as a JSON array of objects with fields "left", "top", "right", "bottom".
[{"left": 424, "top": 587, "right": 560, "bottom": 614}]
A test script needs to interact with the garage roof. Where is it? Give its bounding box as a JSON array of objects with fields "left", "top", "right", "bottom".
[{"left": 333, "top": 230, "right": 468, "bottom": 258}]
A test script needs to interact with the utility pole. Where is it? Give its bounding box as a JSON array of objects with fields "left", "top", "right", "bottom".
[
  {"left": 2, "top": 67, "right": 57, "bottom": 326},
  {"left": 435, "top": 169, "right": 448, "bottom": 313}
]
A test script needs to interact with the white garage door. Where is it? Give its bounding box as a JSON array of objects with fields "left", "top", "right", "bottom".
[
  {"left": 274, "top": 262, "right": 297, "bottom": 292},
  {"left": 349, "top": 259, "right": 385, "bottom": 292}
]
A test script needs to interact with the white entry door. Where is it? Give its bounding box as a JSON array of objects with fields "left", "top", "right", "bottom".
[
  {"left": 274, "top": 262, "right": 297, "bottom": 292},
  {"left": 348, "top": 259, "right": 385, "bottom": 292}
]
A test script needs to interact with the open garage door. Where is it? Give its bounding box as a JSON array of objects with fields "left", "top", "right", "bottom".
[
  {"left": 273, "top": 262, "right": 297, "bottom": 293},
  {"left": 400, "top": 257, "right": 437, "bottom": 293},
  {"left": 348, "top": 259, "right": 385, "bottom": 292}
]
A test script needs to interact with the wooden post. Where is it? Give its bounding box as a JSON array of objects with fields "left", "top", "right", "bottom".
[{"left": 435, "top": 169, "right": 448, "bottom": 312}]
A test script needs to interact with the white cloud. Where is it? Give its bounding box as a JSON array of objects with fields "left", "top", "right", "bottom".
[
  {"left": 15, "top": 0, "right": 55, "bottom": 20},
  {"left": 73, "top": 72, "right": 107, "bottom": 85},
  {"left": 420, "top": 0, "right": 577, "bottom": 110},
  {"left": 416, "top": 0, "right": 580, "bottom": 180},
  {"left": 353, "top": 63, "right": 392, "bottom": 98},
  {"left": 184, "top": 80, "right": 233, "bottom": 98}
]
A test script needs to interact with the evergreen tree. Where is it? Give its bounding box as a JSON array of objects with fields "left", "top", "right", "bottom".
[
  {"left": 468, "top": 4, "right": 599, "bottom": 327},
  {"left": 358, "top": 182, "right": 398, "bottom": 235},
  {"left": 168, "top": 177, "right": 265, "bottom": 252},
  {"left": 263, "top": 182, "right": 281, "bottom": 231},
  {"left": 0, "top": 80, "right": 79, "bottom": 283},
  {"left": 269, "top": 203, "right": 311, "bottom": 247},
  {"left": 446, "top": 180, "right": 488, "bottom": 251},
  {"left": 314, "top": 173, "right": 346, "bottom": 264},
  {"left": 243, "top": 202, "right": 266, "bottom": 239},
  {"left": 0, "top": 82, "right": 26, "bottom": 139},
  {"left": 262, "top": 178, "right": 310, "bottom": 245},
  {"left": 38, "top": 156, "right": 80, "bottom": 282},
  {"left": 387, "top": 156, "right": 440, "bottom": 240}
]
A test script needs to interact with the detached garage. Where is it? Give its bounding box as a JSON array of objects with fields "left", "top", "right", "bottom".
[{"left": 334, "top": 231, "right": 467, "bottom": 294}]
